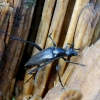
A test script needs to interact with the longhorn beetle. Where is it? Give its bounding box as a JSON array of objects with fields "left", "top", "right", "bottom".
[
  {"left": 24, "top": 4, "right": 93, "bottom": 87},
  {"left": 0, "top": 4, "right": 93, "bottom": 87}
]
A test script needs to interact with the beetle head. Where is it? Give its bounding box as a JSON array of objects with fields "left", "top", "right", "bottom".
[{"left": 65, "top": 48, "right": 78, "bottom": 57}]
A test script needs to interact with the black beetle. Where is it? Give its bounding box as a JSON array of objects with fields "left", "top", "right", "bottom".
[
  {"left": 25, "top": 33, "right": 84, "bottom": 68},
  {"left": 25, "top": 33, "right": 84, "bottom": 87}
]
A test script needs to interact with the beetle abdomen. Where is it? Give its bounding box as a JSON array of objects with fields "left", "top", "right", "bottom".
[{"left": 25, "top": 47, "right": 55, "bottom": 67}]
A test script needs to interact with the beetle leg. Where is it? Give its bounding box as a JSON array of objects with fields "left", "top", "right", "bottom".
[
  {"left": 24, "top": 63, "right": 47, "bottom": 84},
  {"left": 28, "top": 59, "right": 54, "bottom": 74},
  {"left": 24, "top": 65, "right": 40, "bottom": 84},
  {"left": 34, "top": 60, "right": 55, "bottom": 85},
  {"left": 48, "top": 33, "right": 57, "bottom": 47},
  {"left": 28, "top": 65, "right": 44, "bottom": 74},
  {"left": 64, "top": 44, "right": 70, "bottom": 49},
  {"left": 26, "top": 58, "right": 58, "bottom": 84},
  {"left": 56, "top": 60, "right": 64, "bottom": 88},
  {"left": 24, "top": 73, "right": 36, "bottom": 84},
  {"left": 28, "top": 63, "right": 48, "bottom": 74},
  {"left": 64, "top": 43, "right": 73, "bottom": 49},
  {"left": 62, "top": 57, "right": 85, "bottom": 66}
]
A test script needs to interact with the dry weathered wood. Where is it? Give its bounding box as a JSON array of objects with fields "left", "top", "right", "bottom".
[
  {"left": 0, "top": 0, "right": 37, "bottom": 99},
  {"left": 56, "top": 3, "right": 100, "bottom": 87},
  {"left": 14, "top": 5, "right": 36, "bottom": 76},
  {"left": 58, "top": 0, "right": 76, "bottom": 47},
  {"left": 0, "top": 5, "right": 10, "bottom": 57},
  {"left": 16, "top": 93, "right": 32, "bottom": 100},
  {"left": 13, "top": 0, "right": 21, "bottom": 9},
  {"left": 0, "top": 13, "right": 22, "bottom": 100},
  {"left": 23, "top": 0, "right": 56, "bottom": 95},
  {"left": 26, "top": 0, "right": 45, "bottom": 57},
  {"left": 55, "top": 0, "right": 91, "bottom": 84},
  {"left": 91, "top": 18, "right": 100, "bottom": 44},
  {"left": 74, "top": 5, "right": 94, "bottom": 48},
  {"left": 92, "top": 0, "right": 100, "bottom": 44},
  {"left": 5, "top": 0, "right": 14, "bottom": 7},
  {"left": 4, "top": 78, "right": 15, "bottom": 100},
  {"left": 0, "top": 4, "right": 10, "bottom": 75},
  {"left": 58, "top": 39, "right": 100, "bottom": 100},
  {"left": 29, "top": 95, "right": 42, "bottom": 100},
  {"left": 43, "top": 86, "right": 82, "bottom": 100},
  {"left": 0, "top": 1, "right": 26, "bottom": 99},
  {"left": 63, "top": 0, "right": 90, "bottom": 44},
  {"left": 5, "top": 7, "right": 14, "bottom": 44},
  {"left": 0, "top": 0, "right": 100, "bottom": 100},
  {"left": 33, "top": 0, "right": 56, "bottom": 53},
  {"left": 0, "top": 4, "right": 9, "bottom": 27},
  {"left": 43, "top": 37, "right": 100, "bottom": 100}
]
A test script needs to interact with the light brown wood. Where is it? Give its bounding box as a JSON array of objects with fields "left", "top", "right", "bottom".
[
  {"left": 1, "top": 0, "right": 100, "bottom": 100},
  {"left": 57, "top": 4, "right": 100, "bottom": 87},
  {"left": 59, "top": 39, "right": 100, "bottom": 100},
  {"left": 0, "top": 0, "right": 36, "bottom": 99},
  {"left": 43, "top": 86, "right": 82, "bottom": 100},
  {"left": 44, "top": 39, "right": 100, "bottom": 100},
  {"left": 55, "top": 0, "right": 90, "bottom": 85}
]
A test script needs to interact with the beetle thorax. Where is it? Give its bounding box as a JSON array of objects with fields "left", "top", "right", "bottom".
[
  {"left": 53, "top": 47, "right": 65, "bottom": 57},
  {"left": 65, "top": 48, "right": 78, "bottom": 57}
]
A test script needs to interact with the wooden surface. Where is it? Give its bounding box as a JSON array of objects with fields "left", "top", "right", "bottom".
[{"left": 0, "top": 0, "right": 100, "bottom": 100}]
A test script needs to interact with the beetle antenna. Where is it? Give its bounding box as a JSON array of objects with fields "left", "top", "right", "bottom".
[
  {"left": 72, "top": 3, "right": 93, "bottom": 48},
  {"left": 0, "top": 30, "right": 42, "bottom": 51}
]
